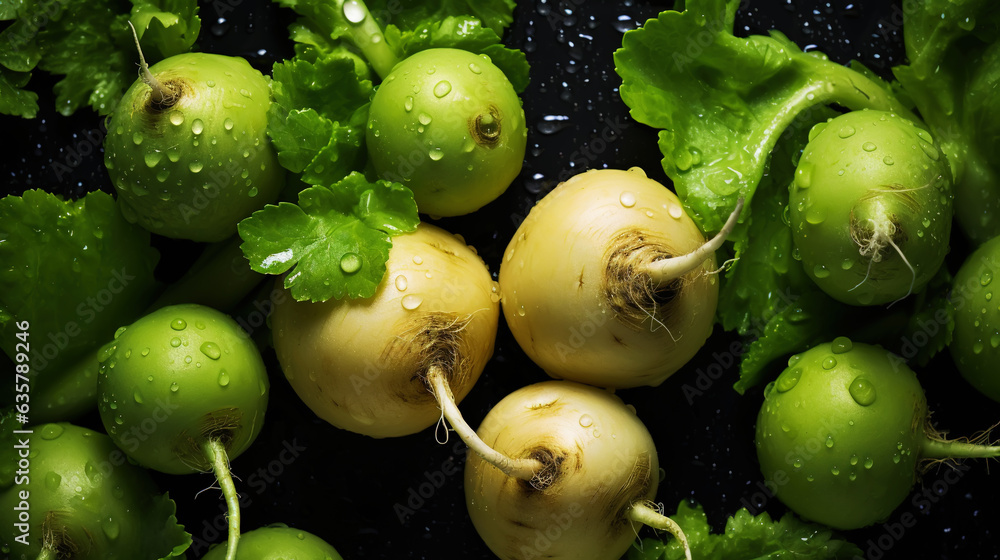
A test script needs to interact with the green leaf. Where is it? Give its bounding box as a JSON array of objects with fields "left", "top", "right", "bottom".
[
  {"left": 0, "top": 0, "right": 23, "bottom": 20},
  {"left": 0, "top": 66, "right": 39, "bottom": 118},
  {"left": 146, "top": 493, "right": 193, "bottom": 560},
  {"left": 238, "top": 172, "right": 419, "bottom": 302},
  {"left": 0, "top": 189, "right": 160, "bottom": 398},
  {"left": 130, "top": 0, "right": 202, "bottom": 60},
  {"left": 628, "top": 501, "right": 862, "bottom": 560},
  {"left": 366, "top": 0, "right": 517, "bottom": 37},
  {"left": 614, "top": 0, "right": 911, "bottom": 236}
]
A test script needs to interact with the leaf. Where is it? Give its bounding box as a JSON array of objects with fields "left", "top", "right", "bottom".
[
  {"left": 145, "top": 493, "right": 194, "bottom": 560},
  {"left": 0, "top": 66, "right": 39, "bottom": 118},
  {"left": 0, "top": 189, "right": 160, "bottom": 381},
  {"left": 238, "top": 172, "right": 419, "bottom": 302},
  {"left": 366, "top": 0, "right": 517, "bottom": 37},
  {"left": 614, "top": 0, "right": 911, "bottom": 236},
  {"left": 130, "top": 0, "right": 202, "bottom": 60}
]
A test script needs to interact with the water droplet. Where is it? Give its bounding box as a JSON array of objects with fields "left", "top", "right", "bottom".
[
  {"left": 825, "top": 435, "right": 834, "bottom": 448},
  {"left": 40, "top": 424, "right": 65, "bottom": 440},
  {"left": 171, "top": 319, "right": 187, "bottom": 331},
  {"left": 418, "top": 112, "right": 432, "bottom": 125},
  {"left": 218, "top": 370, "right": 230, "bottom": 387},
  {"left": 469, "top": 62, "right": 482, "bottom": 74},
  {"left": 619, "top": 191, "right": 636, "bottom": 208},
  {"left": 433, "top": 80, "right": 452, "bottom": 98},
  {"left": 114, "top": 415, "right": 123, "bottom": 425},
  {"left": 775, "top": 367, "right": 801, "bottom": 392},
  {"left": 850, "top": 454, "right": 859, "bottom": 466},
  {"left": 838, "top": 125, "right": 856, "bottom": 138},
  {"left": 206, "top": 80, "right": 216, "bottom": 87},
  {"left": 239, "top": 88, "right": 251, "bottom": 98},
  {"left": 200, "top": 342, "right": 222, "bottom": 360},
  {"left": 141, "top": 347, "right": 150, "bottom": 357},
  {"left": 892, "top": 453, "right": 901, "bottom": 464},
  {"left": 132, "top": 132, "right": 143, "bottom": 145},
  {"left": 579, "top": 414, "right": 593, "bottom": 428},
  {"left": 795, "top": 162, "right": 812, "bottom": 189},
  {"left": 189, "top": 161, "right": 203, "bottom": 173},
  {"left": 792, "top": 458, "right": 803, "bottom": 468},
  {"left": 973, "top": 341, "right": 984, "bottom": 354},
  {"left": 428, "top": 148, "right": 444, "bottom": 161},
  {"left": 981, "top": 271, "right": 993, "bottom": 286},
  {"left": 394, "top": 275, "right": 408, "bottom": 291},
  {"left": 849, "top": 377, "right": 877, "bottom": 406},
  {"left": 404, "top": 96, "right": 413, "bottom": 112},
  {"left": 170, "top": 337, "right": 182, "bottom": 348},
  {"left": 806, "top": 474, "right": 815, "bottom": 482},
  {"left": 831, "top": 337, "right": 853, "bottom": 354},
  {"left": 248, "top": 186, "right": 259, "bottom": 197},
  {"left": 813, "top": 264, "right": 830, "bottom": 278},
  {"left": 840, "top": 259, "right": 855, "bottom": 270},
  {"left": 920, "top": 141, "right": 940, "bottom": 161},
  {"left": 224, "top": 118, "right": 234, "bottom": 131},
  {"left": 668, "top": 204, "right": 683, "bottom": 219},
  {"left": 831, "top": 466, "right": 840, "bottom": 476},
  {"left": 170, "top": 382, "right": 179, "bottom": 393},
  {"left": 45, "top": 472, "right": 62, "bottom": 490},
  {"left": 191, "top": 119, "right": 204, "bottom": 135},
  {"left": 340, "top": 253, "right": 362, "bottom": 273},
  {"left": 102, "top": 518, "right": 120, "bottom": 540},
  {"left": 412, "top": 255, "right": 423, "bottom": 265},
  {"left": 133, "top": 389, "right": 143, "bottom": 404},
  {"left": 822, "top": 356, "right": 837, "bottom": 370},
  {"left": 864, "top": 457, "right": 874, "bottom": 469},
  {"left": 168, "top": 111, "right": 184, "bottom": 126},
  {"left": 401, "top": 294, "right": 423, "bottom": 310},
  {"left": 883, "top": 156, "right": 894, "bottom": 165},
  {"left": 862, "top": 142, "right": 877, "bottom": 152}
]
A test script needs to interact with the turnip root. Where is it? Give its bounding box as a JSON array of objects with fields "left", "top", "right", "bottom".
[
  {"left": 462, "top": 380, "right": 690, "bottom": 560},
  {"left": 271, "top": 222, "right": 499, "bottom": 438},
  {"left": 500, "top": 167, "right": 742, "bottom": 388}
]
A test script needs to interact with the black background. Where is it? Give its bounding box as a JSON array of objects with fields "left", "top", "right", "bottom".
[{"left": 2, "top": 1, "right": 999, "bottom": 559}]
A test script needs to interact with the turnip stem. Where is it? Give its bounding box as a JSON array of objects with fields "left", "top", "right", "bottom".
[
  {"left": 628, "top": 502, "right": 692, "bottom": 560},
  {"left": 642, "top": 197, "right": 745, "bottom": 284},
  {"left": 922, "top": 439, "right": 1000, "bottom": 460},
  {"left": 127, "top": 21, "right": 169, "bottom": 105},
  {"left": 35, "top": 547, "right": 57, "bottom": 560},
  {"left": 202, "top": 439, "right": 240, "bottom": 560},
  {"left": 428, "top": 367, "right": 544, "bottom": 481},
  {"left": 337, "top": 0, "right": 399, "bottom": 80}
]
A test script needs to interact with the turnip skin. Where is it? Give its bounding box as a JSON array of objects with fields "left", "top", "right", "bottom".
[
  {"left": 464, "top": 380, "right": 669, "bottom": 560},
  {"left": 789, "top": 110, "right": 953, "bottom": 306},
  {"left": 950, "top": 234, "right": 1000, "bottom": 402},
  {"left": 271, "top": 222, "right": 500, "bottom": 438},
  {"left": 499, "top": 168, "right": 718, "bottom": 389},
  {"left": 202, "top": 525, "right": 342, "bottom": 560},
  {"left": 96, "top": 303, "right": 269, "bottom": 475},
  {"left": 366, "top": 48, "right": 527, "bottom": 217},
  {"left": 755, "top": 339, "right": 1000, "bottom": 530},
  {"left": 104, "top": 53, "right": 284, "bottom": 242}
]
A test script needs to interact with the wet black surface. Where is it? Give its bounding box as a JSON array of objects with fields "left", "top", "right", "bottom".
[{"left": 2, "top": 1, "right": 999, "bottom": 559}]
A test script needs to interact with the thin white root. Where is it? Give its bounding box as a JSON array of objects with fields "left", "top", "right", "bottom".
[
  {"left": 884, "top": 234, "right": 916, "bottom": 308},
  {"left": 427, "top": 367, "right": 543, "bottom": 482},
  {"left": 127, "top": 20, "right": 170, "bottom": 105},
  {"left": 644, "top": 196, "right": 745, "bottom": 284},
  {"left": 628, "top": 501, "right": 692, "bottom": 560}
]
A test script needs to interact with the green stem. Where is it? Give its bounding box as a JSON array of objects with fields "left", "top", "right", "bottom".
[
  {"left": 922, "top": 438, "right": 1000, "bottom": 460},
  {"left": 628, "top": 502, "right": 692, "bottom": 560},
  {"left": 35, "top": 546, "right": 57, "bottom": 560},
  {"left": 202, "top": 439, "right": 240, "bottom": 560},
  {"left": 337, "top": 0, "right": 400, "bottom": 79},
  {"left": 146, "top": 234, "right": 264, "bottom": 314}
]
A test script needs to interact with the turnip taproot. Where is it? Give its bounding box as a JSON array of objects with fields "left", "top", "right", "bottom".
[
  {"left": 367, "top": 48, "right": 527, "bottom": 217},
  {"left": 499, "top": 167, "right": 742, "bottom": 388},
  {"left": 97, "top": 304, "right": 269, "bottom": 560},
  {"left": 271, "top": 222, "right": 499, "bottom": 438},
  {"left": 202, "top": 525, "right": 342, "bottom": 560},
  {"left": 789, "top": 110, "right": 953, "bottom": 306},
  {"left": 755, "top": 338, "right": 1000, "bottom": 530},
  {"left": 460, "top": 380, "right": 690, "bottom": 560},
  {"left": 103, "top": 26, "right": 283, "bottom": 242}
]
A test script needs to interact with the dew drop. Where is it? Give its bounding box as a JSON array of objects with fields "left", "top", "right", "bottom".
[
  {"left": 224, "top": 118, "right": 234, "bottom": 131},
  {"left": 45, "top": 472, "right": 62, "bottom": 490},
  {"left": 218, "top": 370, "right": 230, "bottom": 387},
  {"left": 188, "top": 161, "right": 203, "bottom": 173},
  {"left": 170, "top": 337, "right": 182, "bottom": 347},
  {"left": 248, "top": 186, "right": 258, "bottom": 197},
  {"left": 838, "top": 125, "right": 856, "bottom": 138},
  {"left": 404, "top": 96, "right": 413, "bottom": 112},
  {"left": 849, "top": 377, "right": 876, "bottom": 406},
  {"left": 792, "top": 458, "right": 803, "bottom": 468},
  {"left": 200, "top": 342, "right": 222, "bottom": 360},
  {"left": 340, "top": 253, "right": 362, "bottom": 273},
  {"left": 579, "top": 414, "right": 593, "bottom": 428},
  {"left": 469, "top": 62, "right": 482, "bottom": 74},
  {"left": 171, "top": 319, "right": 187, "bottom": 331},
  {"left": 850, "top": 454, "right": 859, "bottom": 466},
  {"left": 775, "top": 367, "right": 801, "bottom": 392},
  {"left": 133, "top": 390, "right": 143, "bottom": 404},
  {"left": 981, "top": 271, "right": 993, "bottom": 286},
  {"left": 412, "top": 255, "right": 423, "bottom": 265},
  {"left": 840, "top": 259, "right": 855, "bottom": 271},
  {"left": 102, "top": 518, "right": 120, "bottom": 540},
  {"left": 394, "top": 275, "right": 408, "bottom": 291},
  {"left": 433, "top": 80, "right": 452, "bottom": 98},
  {"left": 401, "top": 294, "right": 423, "bottom": 310},
  {"left": 169, "top": 111, "right": 184, "bottom": 126},
  {"left": 831, "top": 336, "right": 853, "bottom": 354},
  {"left": 418, "top": 112, "right": 432, "bottom": 125},
  {"left": 191, "top": 119, "right": 204, "bottom": 135},
  {"left": 141, "top": 347, "right": 150, "bottom": 357},
  {"left": 883, "top": 156, "right": 894, "bottom": 165},
  {"left": 825, "top": 435, "right": 834, "bottom": 448},
  {"left": 864, "top": 457, "right": 874, "bottom": 469},
  {"left": 170, "top": 382, "right": 180, "bottom": 393},
  {"left": 973, "top": 341, "right": 984, "bottom": 355},
  {"left": 40, "top": 424, "right": 65, "bottom": 440},
  {"left": 862, "top": 142, "right": 877, "bottom": 152},
  {"left": 813, "top": 264, "right": 830, "bottom": 278},
  {"left": 619, "top": 191, "right": 636, "bottom": 208},
  {"left": 822, "top": 356, "right": 837, "bottom": 370},
  {"left": 831, "top": 466, "right": 840, "bottom": 476},
  {"left": 428, "top": 148, "right": 444, "bottom": 161}
]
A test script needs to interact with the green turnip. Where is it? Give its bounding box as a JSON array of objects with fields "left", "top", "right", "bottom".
[
  {"left": 499, "top": 167, "right": 742, "bottom": 388},
  {"left": 103, "top": 27, "right": 284, "bottom": 242},
  {"left": 755, "top": 338, "right": 1000, "bottom": 530},
  {"left": 202, "top": 525, "right": 342, "bottom": 560},
  {"left": 97, "top": 304, "right": 269, "bottom": 560},
  {"left": 271, "top": 222, "right": 499, "bottom": 438},
  {"left": 461, "top": 380, "right": 690, "bottom": 560},
  {"left": 949, "top": 234, "right": 1000, "bottom": 402},
  {"left": 789, "top": 110, "right": 953, "bottom": 305},
  {"left": 366, "top": 48, "right": 527, "bottom": 217}
]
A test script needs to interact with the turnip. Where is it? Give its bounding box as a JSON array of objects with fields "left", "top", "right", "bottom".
[
  {"left": 949, "top": 234, "right": 1000, "bottom": 403},
  {"left": 499, "top": 167, "right": 743, "bottom": 389},
  {"left": 96, "top": 303, "right": 270, "bottom": 560},
  {"left": 103, "top": 25, "right": 284, "bottom": 242},
  {"left": 789, "top": 110, "right": 953, "bottom": 306},
  {"left": 270, "top": 222, "right": 499, "bottom": 438},
  {"left": 755, "top": 338, "right": 1000, "bottom": 530},
  {"left": 202, "top": 525, "right": 342, "bottom": 560},
  {"left": 366, "top": 47, "right": 527, "bottom": 217},
  {"left": 0, "top": 422, "right": 190, "bottom": 559},
  {"left": 460, "top": 380, "right": 691, "bottom": 560}
]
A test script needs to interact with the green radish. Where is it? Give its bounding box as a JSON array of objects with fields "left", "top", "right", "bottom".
[
  {"left": 96, "top": 303, "right": 269, "bottom": 560},
  {"left": 202, "top": 525, "right": 342, "bottom": 560},
  {"left": 0, "top": 422, "right": 190, "bottom": 559},
  {"left": 366, "top": 48, "right": 527, "bottom": 217},
  {"left": 950, "top": 234, "right": 1000, "bottom": 402},
  {"left": 789, "top": 110, "right": 953, "bottom": 306},
  {"left": 103, "top": 27, "right": 284, "bottom": 242},
  {"left": 755, "top": 339, "right": 1000, "bottom": 530}
]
